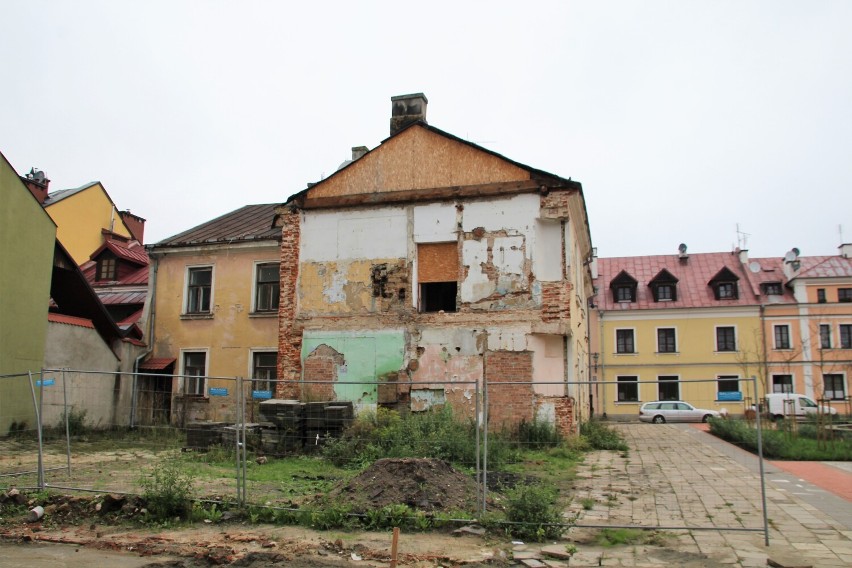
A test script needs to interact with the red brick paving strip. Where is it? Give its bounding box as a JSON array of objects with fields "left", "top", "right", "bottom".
[{"left": 768, "top": 460, "right": 852, "bottom": 502}]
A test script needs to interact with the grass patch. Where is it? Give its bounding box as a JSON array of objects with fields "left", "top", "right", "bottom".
[{"left": 595, "top": 527, "right": 668, "bottom": 547}]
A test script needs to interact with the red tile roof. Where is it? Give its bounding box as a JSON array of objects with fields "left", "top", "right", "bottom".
[
  {"left": 794, "top": 256, "right": 852, "bottom": 278},
  {"left": 48, "top": 313, "right": 95, "bottom": 328},
  {"left": 90, "top": 239, "right": 149, "bottom": 266},
  {"left": 596, "top": 252, "right": 761, "bottom": 311},
  {"left": 139, "top": 357, "right": 176, "bottom": 371}
]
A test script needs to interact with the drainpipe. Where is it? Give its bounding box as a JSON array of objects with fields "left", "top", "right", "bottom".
[
  {"left": 598, "top": 308, "right": 606, "bottom": 419},
  {"left": 759, "top": 304, "right": 768, "bottom": 407},
  {"left": 131, "top": 253, "right": 159, "bottom": 427}
]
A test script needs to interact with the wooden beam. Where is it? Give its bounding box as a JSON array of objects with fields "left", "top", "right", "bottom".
[{"left": 298, "top": 179, "right": 571, "bottom": 210}]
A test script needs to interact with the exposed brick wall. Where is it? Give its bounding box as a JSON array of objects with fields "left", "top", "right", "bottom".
[
  {"left": 302, "top": 344, "right": 343, "bottom": 401},
  {"left": 277, "top": 208, "right": 302, "bottom": 399},
  {"left": 539, "top": 396, "right": 576, "bottom": 437},
  {"left": 485, "top": 350, "right": 534, "bottom": 431},
  {"left": 541, "top": 281, "right": 571, "bottom": 322},
  {"left": 540, "top": 189, "right": 573, "bottom": 220}
]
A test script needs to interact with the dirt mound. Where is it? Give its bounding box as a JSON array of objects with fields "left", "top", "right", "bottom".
[{"left": 326, "top": 458, "right": 478, "bottom": 513}]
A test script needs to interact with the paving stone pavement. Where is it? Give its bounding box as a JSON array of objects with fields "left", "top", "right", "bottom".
[{"left": 521, "top": 423, "right": 852, "bottom": 567}]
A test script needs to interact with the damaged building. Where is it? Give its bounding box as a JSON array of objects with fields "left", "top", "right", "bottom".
[{"left": 276, "top": 94, "right": 595, "bottom": 434}]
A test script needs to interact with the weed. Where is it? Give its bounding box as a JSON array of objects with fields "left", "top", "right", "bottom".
[
  {"left": 309, "top": 503, "right": 353, "bottom": 530},
  {"left": 503, "top": 482, "right": 566, "bottom": 542},
  {"left": 580, "top": 497, "right": 595, "bottom": 510},
  {"left": 564, "top": 543, "right": 578, "bottom": 556},
  {"left": 595, "top": 528, "right": 646, "bottom": 547},
  {"left": 579, "top": 420, "right": 629, "bottom": 451},
  {"left": 139, "top": 456, "right": 195, "bottom": 522}
]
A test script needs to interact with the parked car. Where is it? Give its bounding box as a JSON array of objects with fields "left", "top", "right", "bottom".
[
  {"left": 762, "top": 393, "right": 837, "bottom": 421},
  {"left": 639, "top": 401, "right": 721, "bottom": 424}
]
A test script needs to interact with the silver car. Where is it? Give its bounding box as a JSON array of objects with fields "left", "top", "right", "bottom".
[{"left": 639, "top": 401, "right": 720, "bottom": 424}]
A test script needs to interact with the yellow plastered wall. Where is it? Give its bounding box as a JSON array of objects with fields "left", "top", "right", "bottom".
[
  {"left": 44, "top": 183, "right": 132, "bottom": 264},
  {"left": 150, "top": 244, "right": 280, "bottom": 420},
  {"left": 599, "top": 311, "right": 762, "bottom": 418}
]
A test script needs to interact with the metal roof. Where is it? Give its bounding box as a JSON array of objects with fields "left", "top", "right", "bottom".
[{"left": 150, "top": 203, "right": 281, "bottom": 248}]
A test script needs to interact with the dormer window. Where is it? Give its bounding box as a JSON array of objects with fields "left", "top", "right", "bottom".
[
  {"left": 717, "top": 282, "right": 736, "bottom": 299},
  {"left": 709, "top": 267, "right": 740, "bottom": 300},
  {"left": 762, "top": 282, "right": 783, "bottom": 295},
  {"left": 649, "top": 269, "right": 679, "bottom": 302},
  {"left": 610, "top": 270, "right": 638, "bottom": 303},
  {"left": 96, "top": 257, "right": 117, "bottom": 281}
]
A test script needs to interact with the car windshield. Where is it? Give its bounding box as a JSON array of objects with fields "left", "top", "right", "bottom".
[{"left": 800, "top": 397, "right": 818, "bottom": 408}]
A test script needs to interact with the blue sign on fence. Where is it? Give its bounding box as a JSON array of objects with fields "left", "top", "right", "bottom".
[
  {"left": 252, "top": 390, "right": 273, "bottom": 400},
  {"left": 35, "top": 378, "right": 55, "bottom": 387},
  {"left": 208, "top": 387, "right": 229, "bottom": 397},
  {"left": 717, "top": 391, "right": 743, "bottom": 402}
]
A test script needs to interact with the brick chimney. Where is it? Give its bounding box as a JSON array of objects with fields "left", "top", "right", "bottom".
[
  {"left": 120, "top": 210, "right": 146, "bottom": 244},
  {"left": 22, "top": 168, "right": 50, "bottom": 204},
  {"left": 351, "top": 146, "right": 369, "bottom": 161},
  {"left": 390, "top": 93, "right": 428, "bottom": 136}
]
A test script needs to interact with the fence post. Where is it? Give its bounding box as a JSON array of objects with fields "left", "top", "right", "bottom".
[
  {"left": 27, "top": 371, "right": 45, "bottom": 490},
  {"left": 240, "top": 377, "right": 247, "bottom": 506},
  {"left": 475, "top": 378, "right": 481, "bottom": 516},
  {"left": 753, "top": 376, "right": 770, "bottom": 546},
  {"left": 482, "top": 374, "right": 489, "bottom": 514},
  {"left": 62, "top": 368, "right": 71, "bottom": 474}
]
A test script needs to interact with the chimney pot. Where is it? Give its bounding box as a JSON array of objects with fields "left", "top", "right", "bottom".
[
  {"left": 390, "top": 93, "right": 428, "bottom": 135},
  {"left": 351, "top": 146, "right": 369, "bottom": 161}
]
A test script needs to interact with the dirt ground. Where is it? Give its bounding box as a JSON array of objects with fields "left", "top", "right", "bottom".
[{"left": 0, "top": 458, "right": 509, "bottom": 567}]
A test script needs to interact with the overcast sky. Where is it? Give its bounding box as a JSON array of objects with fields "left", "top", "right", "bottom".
[{"left": 3, "top": 1, "right": 850, "bottom": 259}]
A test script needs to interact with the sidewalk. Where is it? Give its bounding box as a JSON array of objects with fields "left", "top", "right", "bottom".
[{"left": 554, "top": 423, "right": 852, "bottom": 567}]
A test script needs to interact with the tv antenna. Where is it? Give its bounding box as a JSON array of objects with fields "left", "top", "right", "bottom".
[{"left": 736, "top": 223, "right": 750, "bottom": 249}]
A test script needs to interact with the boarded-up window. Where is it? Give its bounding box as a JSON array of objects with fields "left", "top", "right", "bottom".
[
  {"left": 418, "top": 242, "right": 458, "bottom": 282},
  {"left": 418, "top": 242, "right": 458, "bottom": 312}
]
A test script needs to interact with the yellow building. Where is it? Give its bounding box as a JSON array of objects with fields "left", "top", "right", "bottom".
[
  {"left": 42, "top": 181, "right": 137, "bottom": 265},
  {"left": 144, "top": 204, "right": 281, "bottom": 424},
  {"left": 592, "top": 246, "right": 852, "bottom": 419}
]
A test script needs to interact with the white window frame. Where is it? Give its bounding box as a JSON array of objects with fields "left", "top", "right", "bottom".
[
  {"left": 615, "top": 328, "right": 636, "bottom": 354},
  {"left": 823, "top": 373, "right": 847, "bottom": 401},
  {"left": 657, "top": 375, "right": 680, "bottom": 401},
  {"left": 655, "top": 326, "right": 677, "bottom": 354},
  {"left": 715, "top": 325, "right": 737, "bottom": 352},
  {"left": 616, "top": 375, "right": 639, "bottom": 403},
  {"left": 773, "top": 324, "right": 791, "bottom": 350},
  {"left": 179, "top": 348, "right": 209, "bottom": 397},
  {"left": 249, "top": 348, "right": 278, "bottom": 393},
  {"left": 183, "top": 264, "right": 214, "bottom": 315},
  {"left": 251, "top": 260, "right": 280, "bottom": 314},
  {"left": 771, "top": 374, "right": 794, "bottom": 393},
  {"left": 716, "top": 375, "right": 740, "bottom": 399}
]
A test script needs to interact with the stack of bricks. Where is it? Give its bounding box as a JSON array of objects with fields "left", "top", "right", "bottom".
[
  {"left": 277, "top": 207, "right": 302, "bottom": 400},
  {"left": 485, "top": 350, "right": 534, "bottom": 430}
]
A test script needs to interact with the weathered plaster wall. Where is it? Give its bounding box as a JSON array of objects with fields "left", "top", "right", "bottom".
[
  {"left": 150, "top": 242, "right": 280, "bottom": 421},
  {"left": 42, "top": 322, "right": 127, "bottom": 427},
  {"left": 301, "top": 329, "right": 405, "bottom": 407}
]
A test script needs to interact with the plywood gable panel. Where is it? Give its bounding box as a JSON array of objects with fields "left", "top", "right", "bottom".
[{"left": 308, "top": 126, "right": 532, "bottom": 200}]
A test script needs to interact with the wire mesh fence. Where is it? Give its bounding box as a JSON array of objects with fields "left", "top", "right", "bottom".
[{"left": 1, "top": 371, "right": 779, "bottom": 542}]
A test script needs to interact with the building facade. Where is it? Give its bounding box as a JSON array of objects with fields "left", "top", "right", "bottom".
[
  {"left": 144, "top": 204, "right": 281, "bottom": 425},
  {"left": 277, "top": 94, "right": 595, "bottom": 434},
  {"left": 0, "top": 155, "right": 56, "bottom": 435},
  {"left": 593, "top": 246, "right": 852, "bottom": 419}
]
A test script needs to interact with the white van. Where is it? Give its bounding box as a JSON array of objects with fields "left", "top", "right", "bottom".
[{"left": 764, "top": 393, "right": 837, "bottom": 420}]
